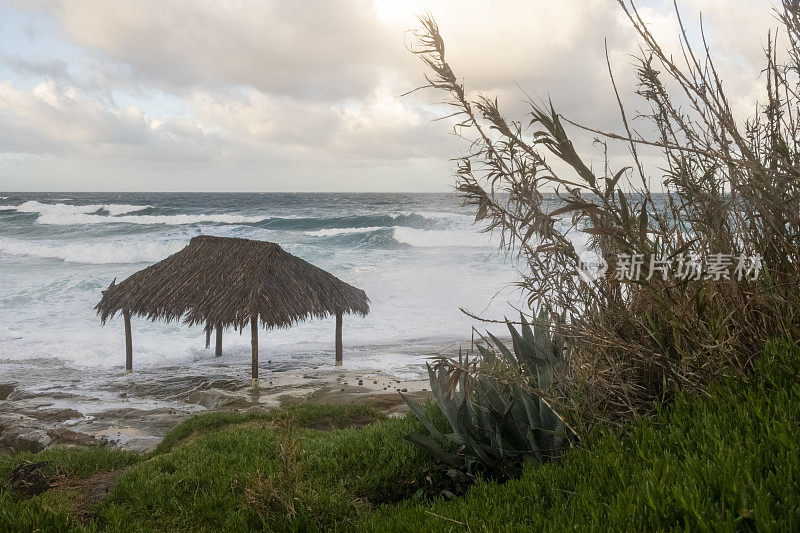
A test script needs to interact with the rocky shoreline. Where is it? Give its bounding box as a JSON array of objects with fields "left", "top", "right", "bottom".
[{"left": 0, "top": 368, "right": 431, "bottom": 455}]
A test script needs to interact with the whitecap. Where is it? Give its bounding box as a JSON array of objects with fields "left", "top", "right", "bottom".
[
  {"left": 8, "top": 200, "right": 264, "bottom": 226},
  {"left": 391, "top": 227, "right": 496, "bottom": 248},
  {"left": 303, "top": 226, "right": 385, "bottom": 237},
  {"left": 37, "top": 212, "right": 265, "bottom": 226},
  {"left": 0, "top": 236, "right": 187, "bottom": 264}
]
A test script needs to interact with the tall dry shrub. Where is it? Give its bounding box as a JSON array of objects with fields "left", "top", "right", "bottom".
[{"left": 411, "top": 1, "right": 800, "bottom": 423}]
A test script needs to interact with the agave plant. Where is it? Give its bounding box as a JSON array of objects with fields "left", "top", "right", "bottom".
[{"left": 403, "top": 313, "right": 577, "bottom": 497}]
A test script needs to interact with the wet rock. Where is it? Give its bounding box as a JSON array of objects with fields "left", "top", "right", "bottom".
[
  {"left": 0, "top": 383, "right": 16, "bottom": 401},
  {"left": 46, "top": 428, "right": 98, "bottom": 448},
  {"left": 36, "top": 408, "right": 83, "bottom": 423},
  {"left": 0, "top": 413, "right": 37, "bottom": 429},
  {"left": 0, "top": 427, "right": 52, "bottom": 453},
  {"left": 121, "top": 437, "right": 161, "bottom": 453},
  {"left": 186, "top": 390, "right": 244, "bottom": 409}
]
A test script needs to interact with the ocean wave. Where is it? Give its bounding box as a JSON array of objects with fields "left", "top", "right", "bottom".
[
  {"left": 8, "top": 201, "right": 263, "bottom": 226},
  {"left": 392, "top": 227, "right": 496, "bottom": 248},
  {"left": 257, "top": 213, "right": 438, "bottom": 231},
  {"left": 37, "top": 212, "right": 266, "bottom": 226},
  {"left": 303, "top": 226, "right": 385, "bottom": 237},
  {"left": 16, "top": 200, "right": 151, "bottom": 217},
  {"left": 398, "top": 210, "right": 476, "bottom": 224},
  {"left": 0, "top": 236, "right": 187, "bottom": 264},
  {"left": 302, "top": 224, "right": 495, "bottom": 248}
]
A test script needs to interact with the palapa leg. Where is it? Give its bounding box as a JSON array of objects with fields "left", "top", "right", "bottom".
[
  {"left": 335, "top": 312, "right": 343, "bottom": 365},
  {"left": 251, "top": 315, "right": 258, "bottom": 381},
  {"left": 123, "top": 309, "right": 133, "bottom": 374},
  {"left": 215, "top": 324, "right": 222, "bottom": 357},
  {"left": 205, "top": 324, "right": 211, "bottom": 349}
]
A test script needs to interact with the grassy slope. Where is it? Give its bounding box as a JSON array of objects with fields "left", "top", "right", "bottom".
[{"left": 1, "top": 340, "right": 798, "bottom": 531}]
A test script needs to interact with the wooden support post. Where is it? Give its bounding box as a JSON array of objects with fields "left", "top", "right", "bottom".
[
  {"left": 335, "top": 311, "right": 343, "bottom": 365},
  {"left": 123, "top": 309, "right": 132, "bottom": 374},
  {"left": 251, "top": 314, "right": 259, "bottom": 381},
  {"left": 205, "top": 324, "right": 211, "bottom": 349},
  {"left": 215, "top": 324, "right": 222, "bottom": 357}
]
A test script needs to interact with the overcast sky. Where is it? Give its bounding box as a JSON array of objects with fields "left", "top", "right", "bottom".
[{"left": 0, "top": 0, "right": 776, "bottom": 192}]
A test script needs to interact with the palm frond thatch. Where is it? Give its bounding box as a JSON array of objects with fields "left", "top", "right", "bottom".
[{"left": 95, "top": 235, "right": 369, "bottom": 330}]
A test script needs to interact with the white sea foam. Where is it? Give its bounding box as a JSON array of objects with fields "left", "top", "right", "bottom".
[
  {"left": 16, "top": 200, "right": 151, "bottom": 217},
  {"left": 37, "top": 212, "right": 265, "bottom": 226},
  {"left": 305, "top": 225, "right": 495, "bottom": 247},
  {"left": 392, "top": 226, "right": 496, "bottom": 248},
  {"left": 389, "top": 210, "right": 476, "bottom": 226},
  {"left": 416, "top": 210, "right": 476, "bottom": 223},
  {"left": 303, "top": 226, "right": 384, "bottom": 237},
  {"left": 8, "top": 201, "right": 263, "bottom": 225},
  {"left": 0, "top": 236, "right": 187, "bottom": 264}
]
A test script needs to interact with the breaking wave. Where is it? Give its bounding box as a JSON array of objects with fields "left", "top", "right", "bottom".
[
  {"left": 0, "top": 236, "right": 187, "bottom": 264},
  {"left": 303, "top": 225, "right": 496, "bottom": 248},
  {"left": 303, "top": 226, "right": 385, "bottom": 237},
  {"left": 392, "top": 227, "right": 496, "bottom": 248},
  {"left": 7, "top": 201, "right": 264, "bottom": 226},
  {"left": 16, "top": 200, "right": 151, "bottom": 216}
]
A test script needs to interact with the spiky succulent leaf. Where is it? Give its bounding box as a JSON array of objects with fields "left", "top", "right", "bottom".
[{"left": 405, "top": 316, "right": 577, "bottom": 498}]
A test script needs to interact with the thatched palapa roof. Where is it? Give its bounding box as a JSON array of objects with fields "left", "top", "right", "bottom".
[{"left": 96, "top": 235, "right": 369, "bottom": 330}]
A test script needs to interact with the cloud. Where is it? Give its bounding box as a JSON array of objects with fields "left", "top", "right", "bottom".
[
  {"left": 0, "top": 0, "right": 778, "bottom": 191},
  {"left": 17, "top": 0, "right": 406, "bottom": 99},
  {"left": 0, "top": 80, "right": 227, "bottom": 163}
]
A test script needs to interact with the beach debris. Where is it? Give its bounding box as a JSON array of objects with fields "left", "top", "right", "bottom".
[{"left": 6, "top": 461, "right": 59, "bottom": 498}]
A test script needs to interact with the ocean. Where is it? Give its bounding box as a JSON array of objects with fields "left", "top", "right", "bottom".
[{"left": 0, "top": 193, "right": 530, "bottom": 435}]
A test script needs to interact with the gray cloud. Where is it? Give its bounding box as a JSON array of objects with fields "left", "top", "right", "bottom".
[
  {"left": 0, "top": 0, "right": 777, "bottom": 191},
  {"left": 20, "top": 0, "right": 407, "bottom": 99}
]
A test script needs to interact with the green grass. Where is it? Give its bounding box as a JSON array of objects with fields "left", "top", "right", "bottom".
[
  {"left": 358, "top": 338, "right": 800, "bottom": 531},
  {"left": 0, "top": 446, "right": 139, "bottom": 533},
  {"left": 1, "top": 340, "right": 798, "bottom": 531},
  {"left": 0, "top": 446, "right": 140, "bottom": 481}
]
